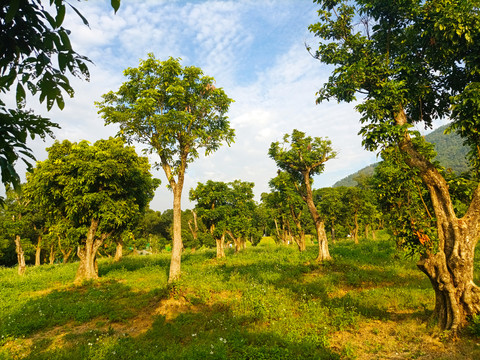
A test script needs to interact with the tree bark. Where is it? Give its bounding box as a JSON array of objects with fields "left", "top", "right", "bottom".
[
  {"left": 15, "top": 235, "right": 26, "bottom": 275},
  {"left": 216, "top": 233, "right": 226, "bottom": 258},
  {"left": 35, "top": 234, "right": 42, "bottom": 266},
  {"left": 169, "top": 185, "right": 184, "bottom": 282},
  {"left": 303, "top": 171, "right": 331, "bottom": 261},
  {"left": 114, "top": 238, "right": 123, "bottom": 262},
  {"left": 75, "top": 218, "right": 103, "bottom": 282},
  {"left": 49, "top": 244, "right": 55, "bottom": 265},
  {"left": 396, "top": 109, "right": 480, "bottom": 332},
  {"left": 289, "top": 205, "right": 306, "bottom": 251}
]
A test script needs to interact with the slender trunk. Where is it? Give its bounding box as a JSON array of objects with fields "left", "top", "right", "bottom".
[
  {"left": 35, "top": 234, "right": 42, "bottom": 266},
  {"left": 114, "top": 238, "right": 123, "bottom": 262},
  {"left": 15, "top": 235, "right": 26, "bottom": 275},
  {"left": 169, "top": 186, "right": 183, "bottom": 282},
  {"left": 353, "top": 210, "right": 359, "bottom": 244},
  {"left": 331, "top": 219, "right": 336, "bottom": 244},
  {"left": 396, "top": 108, "right": 480, "bottom": 332},
  {"left": 303, "top": 171, "right": 331, "bottom": 261},
  {"left": 372, "top": 225, "right": 377, "bottom": 240},
  {"left": 273, "top": 218, "right": 282, "bottom": 243},
  {"left": 75, "top": 218, "right": 103, "bottom": 282},
  {"left": 58, "top": 237, "right": 73, "bottom": 263},
  {"left": 365, "top": 224, "right": 370, "bottom": 240},
  {"left": 49, "top": 244, "right": 55, "bottom": 265},
  {"left": 216, "top": 233, "right": 225, "bottom": 258},
  {"left": 290, "top": 205, "right": 306, "bottom": 251},
  {"left": 188, "top": 210, "right": 198, "bottom": 245}
]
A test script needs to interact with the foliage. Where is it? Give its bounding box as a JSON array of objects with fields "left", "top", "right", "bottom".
[
  {"left": 19, "top": 137, "right": 158, "bottom": 277},
  {"left": 309, "top": 0, "right": 480, "bottom": 153},
  {"left": 189, "top": 180, "right": 259, "bottom": 247},
  {"left": 0, "top": 0, "right": 120, "bottom": 200},
  {"left": 96, "top": 54, "right": 235, "bottom": 174}
]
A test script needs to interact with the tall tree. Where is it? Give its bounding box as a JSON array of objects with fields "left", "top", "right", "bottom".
[
  {"left": 97, "top": 54, "right": 234, "bottom": 282},
  {"left": 0, "top": 1, "right": 119, "bottom": 200},
  {"left": 310, "top": 0, "right": 480, "bottom": 332},
  {"left": 269, "top": 129, "right": 336, "bottom": 260},
  {"left": 25, "top": 138, "right": 158, "bottom": 282}
]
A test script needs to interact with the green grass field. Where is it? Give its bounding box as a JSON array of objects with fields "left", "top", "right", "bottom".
[{"left": 1, "top": 235, "right": 480, "bottom": 359}]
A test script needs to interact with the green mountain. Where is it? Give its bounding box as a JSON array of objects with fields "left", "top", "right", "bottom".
[{"left": 333, "top": 124, "right": 470, "bottom": 187}]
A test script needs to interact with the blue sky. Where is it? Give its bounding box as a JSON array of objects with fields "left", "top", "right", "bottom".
[{"left": 23, "top": 0, "right": 388, "bottom": 211}]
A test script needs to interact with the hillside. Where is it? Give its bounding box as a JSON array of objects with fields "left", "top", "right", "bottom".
[{"left": 333, "top": 124, "right": 470, "bottom": 187}]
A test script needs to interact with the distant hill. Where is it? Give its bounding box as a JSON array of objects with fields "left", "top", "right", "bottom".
[{"left": 333, "top": 124, "right": 470, "bottom": 187}]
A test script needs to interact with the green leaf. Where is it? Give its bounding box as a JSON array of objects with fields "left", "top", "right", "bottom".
[
  {"left": 68, "top": 4, "right": 90, "bottom": 27},
  {"left": 5, "top": 0, "right": 20, "bottom": 24},
  {"left": 111, "top": 0, "right": 121, "bottom": 13},
  {"left": 55, "top": 4, "right": 66, "bottom": 28},
  {"left": 16, "top": 83, "right": 26, "bottom": 108}
]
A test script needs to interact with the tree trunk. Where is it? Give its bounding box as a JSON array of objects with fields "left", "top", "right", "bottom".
[
  {"left": 353, "top": 210, "right": 359, "bottom": 244},
  {"left": 188, "top": 210, "right": 199, "bottom": 244},
  {"left": 396, "top": 108, "right": 480, "bottom": 332},
  {"left": 114, "top": 239, "right": 123, "bottom": 262},
  {"left": 331, "top": 220, "right": 336, "bottom": 244},
  {"left": 168, "top": 186, "right": 183, "bottom": 282},
  {"left": 75, "top": 218, "right": 102, "bottom": 282},
  {"left": 303, "top": 171, "right": 331, "bottom": 261},
  {"left": 35, "top": 234, "right": 42, "bottom": 266},
  {"left": 49, "top": 244, "right": 55, "bottom": 265},
  {"left": 216, "top": 233, "right": 225, "bottom": 258},
  {"left": 15, "top": 235, "right": 26, "bottom": 275},
  {"left": 290, "top": 205, "right": 306, "bottom": 251},
  {"left": 58, "top": 237, "right": 73, "bottom": 263}
]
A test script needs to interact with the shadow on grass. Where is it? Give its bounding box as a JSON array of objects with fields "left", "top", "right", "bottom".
[
  {"left": 211, "top": 242, "right": 432, "bottom": 324},
  {"left": 20, "top": 301, "right": 342, "bottom": 360},
  {"left": 0, "top": 280, "right": 168, "bottom": 339}
]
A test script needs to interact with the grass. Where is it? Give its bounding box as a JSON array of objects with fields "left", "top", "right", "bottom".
[{"left": 1, "top": 234, "right": 480, "bottom": 359}]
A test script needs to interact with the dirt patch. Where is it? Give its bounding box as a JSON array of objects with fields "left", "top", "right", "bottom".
[{"left": 329, "top": 318, "right": 480, "bottom": 359}]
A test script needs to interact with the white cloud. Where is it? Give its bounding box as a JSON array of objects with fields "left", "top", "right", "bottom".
[{"left": 17, "top": 0, "right": 380, "bottom": 212}]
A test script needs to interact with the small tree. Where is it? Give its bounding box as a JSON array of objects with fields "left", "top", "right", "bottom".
[
  {"left": 269, "top": 129, "right": 336, "bottom": 260},
  {"left": 25, "top": 138, "right": 158, "bottom": 282},
  {"left": 97, "top": 54, "right": 234, "bottom": 282},
  {"left": 190, "top": 181, "right": 230, "bottom": 258}
]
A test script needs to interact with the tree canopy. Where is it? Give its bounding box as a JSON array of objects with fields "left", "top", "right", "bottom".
[
  {"left": 24, "top": 137, "right": 158, "bottom": 281},
  {"left": 0, "top": 0, "right": 120, "bottom": 201}
]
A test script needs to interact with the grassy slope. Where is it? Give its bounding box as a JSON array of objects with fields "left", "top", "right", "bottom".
[{"left": 1, "top": 236, "right": 480, "bottom": 360}]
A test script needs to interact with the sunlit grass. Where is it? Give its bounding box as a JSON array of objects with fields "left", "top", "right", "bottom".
[{"left": 1, "top": 234, "right": 479, "bottom": 359}]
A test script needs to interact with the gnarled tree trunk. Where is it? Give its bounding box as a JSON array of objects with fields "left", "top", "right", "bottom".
[
  {"left": 75, "top": 218, "right": 104, "bottom": 282},
  {"left": 397, "top": 109, "right": 480, "bottom": 332}
]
